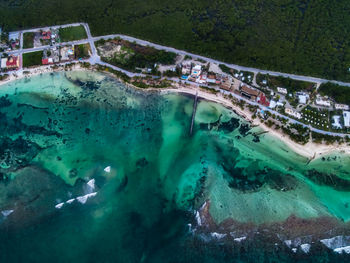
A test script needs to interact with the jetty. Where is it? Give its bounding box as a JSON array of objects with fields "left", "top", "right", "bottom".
[{"left": 189, "top": 92, "right": 199, "bottom": 136}]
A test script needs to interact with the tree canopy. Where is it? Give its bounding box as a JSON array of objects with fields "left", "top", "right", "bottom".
[{"left": 1, "top": 0, "right": 350, "bottom": 82}]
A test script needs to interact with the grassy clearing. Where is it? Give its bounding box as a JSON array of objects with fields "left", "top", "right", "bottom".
[
  {"left": 23, "top": 51, "right": 42, "bottom": 67},
  {"left": 59, "top": 26, "right": 87, "bottom": 42},
  {"left": 23, "top": 32, "right": 34, "bottom": 48}
]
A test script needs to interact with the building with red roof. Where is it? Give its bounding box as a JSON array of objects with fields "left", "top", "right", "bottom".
[
  {"left": 6, "top": 56, "right": 19, "bottom": 69},
  {"left": 258, "top": 93, "right": 270, "bottom": 107},
  {"left": 42, "top": 31, "right": 51, "bottom": 40}
]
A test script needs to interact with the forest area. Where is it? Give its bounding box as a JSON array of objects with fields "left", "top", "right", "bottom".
[{"left": 1, "top": 0, "right": 350, "bottom": 82}]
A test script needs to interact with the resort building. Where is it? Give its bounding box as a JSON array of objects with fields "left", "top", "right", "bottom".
[
  {"left": 257, "top": 93, "right": 270, "bottom": 107},
  {"left": 207, "top": 73, "right": 216, "bottom": 84},
  {"left": 315, "top": 96, "right": 331, "bottom": 107},
  {"left": 285, "top": 108, "right": 302, "bottom": 119},
  {"left": 277, "top": 87, "right": 288, "bottom": 95},
  {"left": 220, "top": 76, "right": 233, "bottom": 90},
  {"left": 332, "top": 115, "right": 342, "bottom": 129},
  {"left": 297, "top": 93, "right": 309, "bottom": 104},
  {"left": 191, "top": 65, "right": 201, "bottom": 77},
  {"left": 240, "top": 85, "right": 260, "bottom": 101},
  {"left": 1, "top": 58, "right": 7, "bottom": 69},
  {"left": 343, "top": 111, "right": 350, "bottom": 127},
  {"left": 335, "top": 104, "right": 349, "bottom": 110},
  {"left": 1, "top": 55, "right": 20, "bottom": 69}
]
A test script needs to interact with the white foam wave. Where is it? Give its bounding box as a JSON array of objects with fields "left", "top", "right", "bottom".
[
  {"left": 211, "top": 232, "right": 227, "bottom": 239},
  {"left": 234, "top": 236, "right": 246, "bottom": 242},
  {"left": 1, "top": 210, "right": 14, "bottom": 217},
  {"left": 195, "top": 211, "right": 202, "bottom": 226},
  {"left": 66, "top": 198, "right": 75, "bottom": 204},
  {"left": 300, "top": 244, "right": 311, "bottom": 253},
  {"left": 320, "top": 236, "right": 350, "bottom": 250},
  {"left": 76, "top": 192, "right": 97, "bottom": 204},
  {"left": 87, "top": 179, "right": 95, "bottom": 191},
  {"left": 55, "top": 202, "right": 64, "bottom": 209},
  {"left": 334, "top": 246, "right": 350, "bottom": 254}
]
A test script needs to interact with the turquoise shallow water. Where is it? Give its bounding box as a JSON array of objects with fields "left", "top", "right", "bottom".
[{"left": 1, "top": 71, "right": 350, "bottom": 262}]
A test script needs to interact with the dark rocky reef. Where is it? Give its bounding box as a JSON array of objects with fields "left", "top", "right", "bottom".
[{"left": 0, "top": 137, "right": 42, "bottom": 174}]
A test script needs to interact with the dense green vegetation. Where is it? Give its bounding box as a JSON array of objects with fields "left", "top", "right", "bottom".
[
  {"left": 74, "top": 43, "right": 90, "bottom": 59},
  {"left": 59, "top": 26, "right": 87, "bottom": 42},
  {"left": 96, "top": 39, "right": 176, "bottom": 72},
  {"left": 319, "top": 82, "right": 350, "bottom": 105},
  {"left": 257, "top": 74, "right": 315, "bottom": 93},
  {"left": 23, "top": 32, "right": 34, "bottom": 48},
  {"left": 1, "top": 1, "right": 350, "bottom": 82},
  {"left": 23, "top": 51, "right": 42, "bottom": 67}
]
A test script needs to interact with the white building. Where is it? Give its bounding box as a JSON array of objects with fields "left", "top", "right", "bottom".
[
  {"left": 1, "top": 58, "right": 7, "bottom": 69},
  {"left": 298, "top": 94, "right": 308, "bottom": 104},
  {"left": 343, "top": 111, "right": 350, "bottom": 127},
  {"left": 191, "top": 65, "right": 201, "bottom": 77},
  {"left": 315, "top": 96, "right": 331, "bottom": 107},
  {"left": 335, "top": 104, "right": 349, "bottom": 110},
  {"left": 332, "top": 115, "right": 342, "bottom": 129},
  {"left": 285, "top": 108, "right": 301, "bottom": 119},
  {"left": 277, "top": 87, "right": 287, "bottom": 95}
]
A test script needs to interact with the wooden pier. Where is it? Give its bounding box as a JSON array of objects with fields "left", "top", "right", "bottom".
[{"left": 189, "top": 92, "right": 198, "bottom": 136}]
